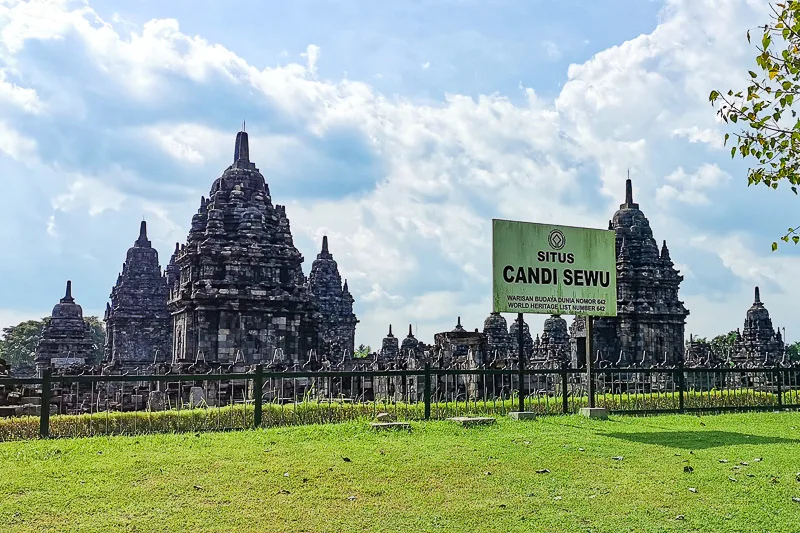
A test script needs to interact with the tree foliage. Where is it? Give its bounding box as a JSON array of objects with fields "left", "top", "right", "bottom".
[
  {"left": 693, "top": 331, "right": 738, "bottom": 356},
  {"left": 709, "top": 1, "right": 800, "bottom": 250},
  {"left": 787, "top": 341, "right": 800, "bottom": 360},
  {"left": 0, "top": 317, "right": 106, "bottom": 369},
  {"left": 354, "top": 344, "right": 372, "bottom": 359}
]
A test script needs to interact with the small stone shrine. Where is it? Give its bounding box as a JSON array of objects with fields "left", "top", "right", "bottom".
[
  {"left": 508, "top": 315, "right": 533, "bottom": 360},
  {"left": 380, "top": 325, "right": 400, "bottom": 361},
  {"left": 731, "top": 286, "right": 784, "bottom": 365},
  {"left": 482, "top": 312, "right": 512, "bottom": 358},
  {"left": 34, "top": 281, "right": 97, "bottom": 375},
  {"left": 400, "top": 325, "right": 424, "bottom": 358}
]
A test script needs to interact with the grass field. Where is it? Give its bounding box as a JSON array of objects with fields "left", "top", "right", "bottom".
[{"left": 2, "top": 412, "right": 800, "bottom": 532}]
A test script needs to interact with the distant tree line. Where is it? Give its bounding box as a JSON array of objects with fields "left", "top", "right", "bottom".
[
  {"left": 0, "top": 320, "right": 374, "bottom": 367},
  {"left": 692, "top": 329, "right": 800, "bottom": 361}
]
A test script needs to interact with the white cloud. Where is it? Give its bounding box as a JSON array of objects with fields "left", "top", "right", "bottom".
[
  {"left": 0, "top": 68, "right": 42, "bottom": 113},
  {"left": 542, "top": 40, "right": 561, "bottom": 60},
  {"left": 671, "top": 126, "right": 723, "bottom": 148},
  {"left": 301, "top": 44, "right": 320, "bottom": 76},
  {"left": 656, "top": 163, "right": 731, "bottom": 205},
  {"left": 52, "top": 174, "right": 127, "bottom": 216},
  {"left": 0, "top": 308, "right": 48, "bottom": 332},
  {"left": 0, "top": 121, "right": 35, "bottom": 159}
]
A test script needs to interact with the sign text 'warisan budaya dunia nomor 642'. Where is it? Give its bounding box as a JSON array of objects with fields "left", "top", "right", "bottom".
[{"left": 492, "top": 219, "right": 618, "bottom": 317}]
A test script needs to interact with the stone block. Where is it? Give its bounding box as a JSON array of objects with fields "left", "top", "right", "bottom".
[
  {"left": 446, "top": 416, "right": 496, "bottom": 427},
  {"left": 580, "top": 407, "right": 609, "bottom": 420},
  {"left": 189, "top": 387, "right": 206, "bottom": 408},
  {"left": 509, "top": 411, "right": 537, "bottom": 421},
  {"left": 375, "top": 412, "right": 395, "bottom": 422},
  {"left": 371, "top": 422, "right": 411, "bottom": 431},
  {"left": 148, "top": 391, "right": 167, "bottom": 411}
]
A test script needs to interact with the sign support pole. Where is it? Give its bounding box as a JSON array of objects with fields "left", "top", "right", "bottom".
[
  {"left": 586, "top": 315, "right": 595, "bottom": 409},
  {"left": 517, "top": 312, "right": 525, "bottom": 412}
]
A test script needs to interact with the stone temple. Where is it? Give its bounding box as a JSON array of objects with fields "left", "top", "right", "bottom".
[
  {"left": 104, "top": 221, "right": 171, "bottom": 371},
  {"left": 166, "top": 129, "right": 348, "bottom": 365}
]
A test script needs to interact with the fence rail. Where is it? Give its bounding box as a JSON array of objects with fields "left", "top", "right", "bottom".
[{"left": 0, "top": 363, "right": 798, "bottom": 441}]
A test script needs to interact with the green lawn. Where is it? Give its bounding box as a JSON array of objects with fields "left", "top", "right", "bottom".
[{"left": 2, "top": 412, "right": 800, "bottom": 532}]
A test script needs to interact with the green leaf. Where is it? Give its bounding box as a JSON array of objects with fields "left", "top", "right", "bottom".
[
  {"left": 749, "top": 70, "right": 758, "bottom": 78},
  {"left": 772, "top": 241, "right": 778, "bottom": 251},
  {"left": 793, "top": 235, "right": 800, "bottom": 244},
  {"left": 709, "top": 90, "right": 720, "bottom": 103}
]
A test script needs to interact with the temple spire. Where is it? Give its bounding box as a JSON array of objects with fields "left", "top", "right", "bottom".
[
  {"left": 388, "top": 324, "right": 393, "bottom": 337},
  {"left": 754, "top": 286, "right": 761, "bottom": 304},
  {"left": 621, "top": 173, "right": 639, "bottom": 209},
  {"left": 322, "top": 235, "right": 329, "bottom": 254},
  {"left": 63, "top": 280, "right": 74, "bottom": 303},
  {"left": 626, "top": 177, "right": 633, "bottom": 204},
  {"left": 661, "top": 240, "right": 671, "bottom": 260},
  {"left": 408, "top": 324, "right": 413, "bottom": 337},
  {"left": 233, "top": 128, "right": 250, "bottom": 163},
  {"left": 136, "top": 220, "right": 149, "bottom": 246}
]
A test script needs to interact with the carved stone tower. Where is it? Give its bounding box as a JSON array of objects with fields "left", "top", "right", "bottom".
[
  {"left": 592, "top": 178, "right": 689, "bottom": 365},
  {"left": 308, "top": 236, "right": 358, "bottom": 360},
  {"left": 104, "top": 221, "right": 171, "bottom": 369}
]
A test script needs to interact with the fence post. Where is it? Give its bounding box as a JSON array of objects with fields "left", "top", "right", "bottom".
[
  {"left": 776, "top": 369, "right": 783, "bottom": 408},
  {"left": 561, "top": 363, "right": 569, "bottom": 415},
  {"left": 423, "top": 361, "right": 431, "bottom": 420},
  {"left": 517, "top": 312, "right": 525, "bottom": 412},
  {"left": 253, "top": 364, "right": 263, "bottom": 429},
  {"left": 677, "top": 358, "right": 685, "bottom": 413},
  {"left": 39, "top": 369, "right": 52, "bottom": 439}
]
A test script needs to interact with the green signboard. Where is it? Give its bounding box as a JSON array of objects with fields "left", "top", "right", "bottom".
[{"left": 492, "top": 219, "right": 618, "bottom": 317}]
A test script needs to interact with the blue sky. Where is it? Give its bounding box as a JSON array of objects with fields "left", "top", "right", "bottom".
[{"left": 0, "top": 0, "right": 797, "bottom": 350}]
